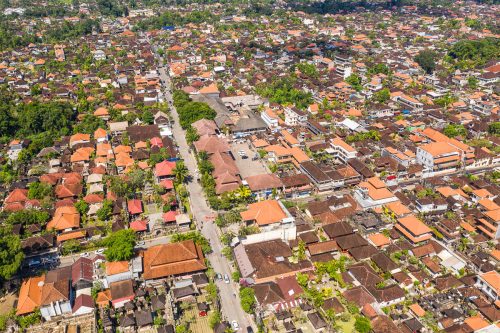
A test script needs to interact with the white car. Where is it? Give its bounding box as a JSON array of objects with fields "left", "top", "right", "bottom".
[
  {"left": 80, "top": 252, "right": 90, "bottom": 257},
  {"left": 223, "top": 274, "right": 230, "bottom": 284},
  {"left": 238, "top": 150, "right": 246, "bottom": 156},
  {"left": 95, "top": 249, "right": 105, "bottom": 255},
  {"left": 231, "top": 321, "right": 239, "bottom": 330}
]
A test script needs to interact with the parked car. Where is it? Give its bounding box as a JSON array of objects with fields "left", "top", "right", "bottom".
[
  {"left": 246, "top": 327, "right": 254, "bottom": 333},
  {"left": 224, "top": 274, "right": 230, "bottom": 284},
  {"left": 80, "top": 252, "right": 90, "bottom": 257},
  {"left": 231, "top": 321, "right": 239, "bottom": 330},
  {"left": 215, "top": 273, "right": 222, "bottom": 281},
  {"left": 95, "top": 248, "right": 105, "bottom": 254}
]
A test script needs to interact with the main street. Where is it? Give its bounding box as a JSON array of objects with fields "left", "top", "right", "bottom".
[{"left": 157, "top": 65, "right": 254, "bottom": 331}]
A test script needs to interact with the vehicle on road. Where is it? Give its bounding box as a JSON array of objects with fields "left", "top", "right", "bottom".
[
  {"left": 242, "top": 155, "right": 248, "bottom": 159},
  {"left": 246, "top": 327, "right": 254, "bottom": 333},
  {"left": 95, "top": 249, "right": 105, "bottom": 254},
  {"left": 136, "top": 241, "right": 145, "bottom": 247},
  {"left": 223, "top": 274, "right": 230, "bottom": 284},
  {"left": 238, "top": 150, "right": 246, "bottom": 156},
  {"left": 231, "top": 321, "right": 239, "bottom": 330},
  {"left": 215, "top": 273, "right": 222, "bottom": 281},
  {"left": 80, "top": 252, "right": 90, "bottom": 257}
]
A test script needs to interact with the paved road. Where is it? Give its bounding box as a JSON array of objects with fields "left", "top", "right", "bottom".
[{"left": 157, "top": 66, "right": 254, "bottom": 331}]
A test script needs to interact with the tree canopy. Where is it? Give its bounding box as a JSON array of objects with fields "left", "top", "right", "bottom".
[
  {"left": 239, "top": 287, "right": 256, "bottom": 314},
  {"left": 103, "top": 229, "right": 136, "bottom": 261},
  {"left": 255, "top": 76, "right": 313, "bottom": 109},
  {"left": 443, "top": 124, "right": 467, "bottom": 138},
  {"left": 173, "top": 90, "right": 217, "bottom": 129},
  {"left": 414, "top": 50, "right": 438, "bottom": 74},
  {"left": 0, "top": 226, "right": 23, "bottom": 280},
  {"left": 354, "top": 316, "right": 372, "bottom": 333},
  {"left": 5, "top": 209, "right": 50, "bottom": 226},
  {"left": 448, "top": 38, "right": 499, "bottom": 68}
]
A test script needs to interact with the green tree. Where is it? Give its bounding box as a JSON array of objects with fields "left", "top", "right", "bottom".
[
  {"left": 239, "top": 287, "right": 256, "bottom": 314},
  {"left": 467, "top": 76, "right": 478, "bottom": 89},
  {"left": 73, "top": 114, "right": 106, "bottom": 134},
  {"left": 171, "top": 231, "right": 211, "bottom": 254},
  {"left": 141, "top": 110, "right": 154, "bottom": 124},
  {"left": 296, "top": 272, "right": 309, "bottom": 287},
  {"left": 443, "top": 124, "right": 467, "bottom": 138},
  {"left": 373, "top": 88, "right": 390, "bottom": 103},
  {"left": 488, "top": 122, "right": 500, "bottom": 135},
  {"left": 177, "top": 102, "right": 217, "bottom": 129},
  {"left": 5, "top": 209, "right": 50, "bottom": 226},
  {"left": 186, "top": 126, "right": 200, "bottom": 144},
  {"left": 96, "top": 199, "right": 113, "bottom": 221},
  {"left": 28, "top": 181, "right": 52, "bottom": 200},
  {"left": 414, "top": 50, "right": 438, "bottom": 74},
  {"left": 75, "top": 199, "right": 89, "bottom": 215},
  {"left": 208, "top": 310, "right": 222, "bottom": 329},
  {"left": 61, "top": 239, "right": 81, "bottom": 255},
  {"left": 0, "top": 226, "right": 23, "bottom": 280},
  {"left": 345, "top": 74, "right": 363, "bottom": 91},
  {"left": 232, "top": 270, "right": 241, "bottom": 282},
  {"left": 297, "top": 240, "right": 307, "bottom": 261},
  {"left": 175, "top": 325, "right": 188, "bottom": 333},
  {"left": 173, "top": 161, "right": 189, "bottom": 184},
  {"left": 103, "top": 229, "right": 136, "bottom": 261},
  {"left": 354, "top": 316, "right": 372, "bottom": 333}
]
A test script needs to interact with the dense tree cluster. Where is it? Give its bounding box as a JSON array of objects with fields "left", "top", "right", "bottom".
[
  {"left": 0, "top": 17, "right": 39, "bottom": 51},
  {"left": 45, "top": 19, "right": 101, "bottom": 42},
  {"left": 171, "top": 231, "right": 212, "bottom": 254},
  {"left": 414, "top": 50, "right": 438, "bottom": 74},
  {"left": 447, "top": 38, "right": 500, "bottom": 68},
  {"left": 134, "top": 10, "right": 218, "bottom": 31},
  {"left": 255, "top": 76, "right": 313, "bottom": 110},
  {"left": 0, "top": 226, "right": 23, "bottom": 280},
  {"left": 103, "top": 229, "right": 136, "bottom": 261},
  {"left": 173, "top": 90, "right": 217, "bottom": 129}
]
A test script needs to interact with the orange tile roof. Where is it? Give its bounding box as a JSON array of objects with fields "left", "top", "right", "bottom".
[
  {"left": 16, "top": 275, "right": 44, "bottom": 315},
  {"left": 478, "top": 199, "right": 500, "bottom": 211},
  {"left": 47, "top": 206, "right": 80, "bottom": 231},
  {"left": 332, "top": 137, "right": 356, "bottom": 153},
  {"left": 142, "top": 240, "right": 206, "bottom": 280},
  {"left": 484, "top": 209, "right": 500, "bottom": 222},
  {"left": 368, "top": 233, "right": 391, "bottom": 247},
  {"left": 397, "top": 215, "right": 432, "bottom": 236},
  {"left": 479, "top": 271, "right": 500, "bottom": 293},
  {"left": 105, "top": 261, "right": 129, "bottom": 276},
  {"left": 57, "top": 230, "right": 85, "bottom": 243},
  {"left": 464, "top": 315, "right": 489, "bottom": 331},
  {"left": 240, "top": 200, "right": 287, "bottom": 226},
  {"left": 409, "top": 303, "right": 426, "bottom": 317},
  {"left": 385, "top": 201, "right": 411, "bottom": 216},
  {"left": 70, "top": 133, "right": 90, "bottom": 144},
  {"left": 419, "top": 142, "right": 459, "bottom": 157}
]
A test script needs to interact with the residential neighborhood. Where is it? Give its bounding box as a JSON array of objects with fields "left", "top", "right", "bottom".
[{"left": 0, "top": 1, "right": 499, "bottom": 333}]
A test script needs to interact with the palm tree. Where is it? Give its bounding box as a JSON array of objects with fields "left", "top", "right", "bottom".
[
  {"left": 236, "top": 185, "right": 252, "bottom": 202},
  {"left": 173, "top": 161, "right": 189, "bottom": 184}
]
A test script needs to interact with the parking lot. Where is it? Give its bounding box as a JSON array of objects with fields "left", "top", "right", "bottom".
[{"left": 230, "top": 140, "right": 269, "bottom": 178}]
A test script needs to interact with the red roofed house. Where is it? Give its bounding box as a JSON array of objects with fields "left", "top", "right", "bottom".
[
  {"left": 155, "top": 160, "right": 176, "bottom": 181},
  {"left": 3, "top": 188, "right": 28, "bottom": 211},
  {"left": 130, "top": 219, "right": 148, "bottom": 232},
  {"left": 128, "top": 199, "right": 143, "bottom": 216}
]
